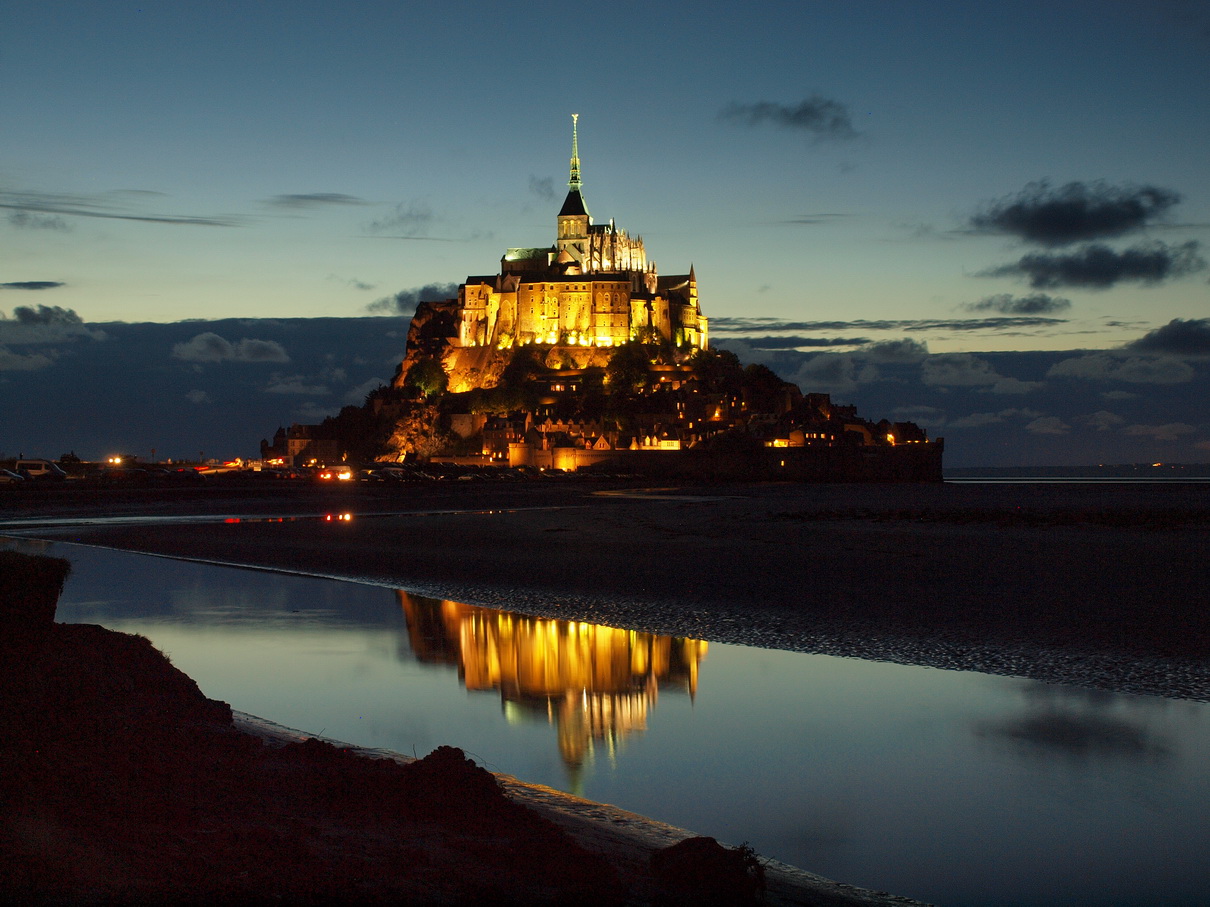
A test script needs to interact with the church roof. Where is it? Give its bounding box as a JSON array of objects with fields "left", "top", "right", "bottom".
[{"left": 558, "top": 188, "right": 588, "bottom": 217}]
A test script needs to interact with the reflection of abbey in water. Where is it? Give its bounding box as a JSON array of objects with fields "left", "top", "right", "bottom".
[{"left": 397, "top": 592, "right": 707, "bottom": 772}]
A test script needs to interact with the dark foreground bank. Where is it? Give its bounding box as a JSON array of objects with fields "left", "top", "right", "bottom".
[{"left": 0, "top": 551, "right": 925, "bottom": 906}]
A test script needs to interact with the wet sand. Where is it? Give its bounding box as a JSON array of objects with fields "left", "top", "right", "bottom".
[{"left": 6, "top": 477, "right": 1209, "bottom": 701}]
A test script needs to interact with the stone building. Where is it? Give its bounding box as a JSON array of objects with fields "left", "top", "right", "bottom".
[{"left": 395, "top": 116, "right": 708, "bottom": 393}]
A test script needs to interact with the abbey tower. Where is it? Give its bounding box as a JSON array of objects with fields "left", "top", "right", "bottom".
[{"left": 398, "top": 117, "right": 708, "bottom": 393}]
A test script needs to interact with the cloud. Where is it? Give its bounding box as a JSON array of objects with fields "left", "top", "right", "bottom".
[
  {"left": 921, "top": 354, "right": 1042, "bottom": 394},
  {"left": 718, "top": 96, "right": 860, "bottom": 141},
  {"left": 1078, "top": 410, "right": 1126, "bottom": 432},
  {"left": 294, "top": 401, "right": 342, "bottom": 422},
  {"left": 1, "top": 281, "right": 66, "bottom": 292},
  {"left": 980, "top": 241, "right": 1206, "bottom": 289},
  {"left": 962, "top": 293, "right": 1071, "bottom": 315},
  {"left": 171, "top": 332, "right": 290, "bottom": 363},
  {"left": 6, "top": 304, "right": 80, "bottom": 324},
  {"left": 263, "top": 193, "right": 367, "bottom": 209},
  {"left": 0, "top": 346, "right": 56, "bottom": 371},
  {"left": 1123, "top": 422, "right": 1197, "bottom": 441},
  {"left": 1102, "top": 390, "right": 1139, "bottom": 400},
  {"left": 365, "top": 201, "right": 435, "bottom": 236},
  {"left": 948, "top": 408, "right": 1042, "bottom": 429},
  {"left": 264, "top": 374, "right": 331, "bottom": 395},
  {"left": 1127, "top": 318, "right": 1210, "bottom": 357},
  {"left": 718, "top": 335, "right": 871, "bottom": 350},
  {"left": 862, "top": 339, "right": 930, "bottom": 363},
  {"left": 889, "top": 405, "right": 947, "bottom": 428},
  {"left": 7, "top": 210, "right": 70, "bottom": 231},
  {"left": 366, "top": 282, "right": 459, "bottom": 315},
  {"left": 1047, "top": 352, "right": 1195, "bottom": 384},
  {"left": 970, "top": 181, "right": 1182, "bottom": 246},
  {"left": 789, "top": 353, "right": 859, "bottom": 395},
  {"left": 711, "top": 315, "right": 1066, "bottom": 334},
  {"left": 185, "top": 389, "right": 211, "bottom": 404},
  {"left": 0, "top": 305, "right": 104, "bottom": 344},
  {"left": 0, "top": 188, "right": 242, "bottom": 227},
  {"left": 1026, "top": 416, "right": 1070, "bottom": 435},
  {"left": 780, "top": 213, "right": 851, "bottom": 226},
  {"left": 328, "top": 274, "right": 376, "bottom": 292},
  {"left": 344, "top": 377, "right": 386, "bottom": 405},
  {"left": 528, "top": 176, "right": 555, "bottom": 201}
]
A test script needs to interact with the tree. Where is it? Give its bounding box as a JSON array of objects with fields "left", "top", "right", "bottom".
[
  {"left": 605, "top": 343, "right": 650, "bottom": 392},
  {"left": 688, "top": 348, "right": 743, "bottom": 395},
  {"left": 404, "top": 357, "right": 448, "bottom": 398}
]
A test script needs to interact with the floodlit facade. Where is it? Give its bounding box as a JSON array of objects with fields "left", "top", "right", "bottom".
[{"left": 399, "top": 116, "right": 707, "bottom": 393}]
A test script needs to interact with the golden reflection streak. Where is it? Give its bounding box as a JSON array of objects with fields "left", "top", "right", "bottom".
[{"left": 397, "top": 592, "right": 707, "bottom": 770}]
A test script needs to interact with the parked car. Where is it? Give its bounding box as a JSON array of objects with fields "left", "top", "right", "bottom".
[
  {"left": 0, "top": 469, "right": 26, "bottom": 484},
  {"left": 15, "top": 459, "right": 67, "bottom": 481}
]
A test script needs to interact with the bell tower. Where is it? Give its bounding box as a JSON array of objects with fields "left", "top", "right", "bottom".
[{"left": 556, "top": 114, "right": 591, "bottom": 266}]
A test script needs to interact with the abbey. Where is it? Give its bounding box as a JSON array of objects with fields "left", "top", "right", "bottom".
[{"left": 397, "top": 117, "right": 706, "bottom": 393}]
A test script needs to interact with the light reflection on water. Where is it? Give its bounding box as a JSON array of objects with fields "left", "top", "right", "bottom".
[{"left": 9, "top": 537, "right": 1210, "bottom": 907}]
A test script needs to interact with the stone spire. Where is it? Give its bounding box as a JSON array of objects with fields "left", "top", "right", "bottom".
[{"left": 569, "top": 113, "right": 582, "bottom": 192}]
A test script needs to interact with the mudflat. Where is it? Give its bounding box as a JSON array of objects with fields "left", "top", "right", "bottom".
[{"left": 6, "top": 476, "right": 1209, "bottom": 700}]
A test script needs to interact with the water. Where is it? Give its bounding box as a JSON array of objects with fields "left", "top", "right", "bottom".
[{"left": 8, "top": 537, "right": 1210, "bottom": 906}]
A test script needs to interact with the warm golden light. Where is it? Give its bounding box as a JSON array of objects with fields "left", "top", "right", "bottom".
[{"left": 397, "top": 592, "right": 707, "bottom": 770}]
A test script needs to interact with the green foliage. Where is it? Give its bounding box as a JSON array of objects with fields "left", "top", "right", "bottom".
[
  {"left": 405, "top": 357, "right": 448, "bottom": 398},
  {"left": 688, "top": 347, "right": 743, "bottom": 395},
  {"left": 605, "top": 342, "right": 651, "bottom": 392}
]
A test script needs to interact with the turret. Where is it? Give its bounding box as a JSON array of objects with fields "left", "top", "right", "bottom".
[{"left": 556, "top": 114, "right": 591, "bottom": 266}]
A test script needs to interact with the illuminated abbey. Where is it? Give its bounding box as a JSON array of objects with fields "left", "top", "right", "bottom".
[{"left": 396, "top": 116, "right": 707, "bottom": 393}]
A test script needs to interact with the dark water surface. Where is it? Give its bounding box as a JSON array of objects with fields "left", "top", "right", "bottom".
[{"left": 8, "top": 537, "right": 1210, "bottom": 906}]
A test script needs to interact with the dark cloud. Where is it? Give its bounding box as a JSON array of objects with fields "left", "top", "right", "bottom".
[
  {"left": 6, "top": 304, "right": 81, "bottom": 324},
  {"left": 711, "top": 315, "right": 1066, "bottom": 334},
  {"left": 171, "top": 332, "right": 289, "bottom": 363},
  {"left": 366, "top": 282, "right": 459, "bottom": 316},
  {"left": 0, "top": 346, "right": 56, "bottom": 371},
  {"left": 720, "top": 335, "right": 871, "bottom": 350},
  {"left": 0, "top": 304, "right": 103, "bottom": 345},
  {"left": 981, "top": 241, "right": 1205, "bottom": 289},
  {"left": 327, "top": 274, "right": 376, "bottom": 292},
  {"left": 970, "top": 181, "right": 1181, "bottom": 246},
  {"left": 889, "top": 405, "right": 947, "bottom": 428},
  {"left": 861, "top": 339, "right": 930, "bottom": 363},
  {"left": 1124, "top": 422, "right": 1197, "bottom": 441},
  {"left": 1047, "top": 352, "right": 1195, "bottom": 384},
  {"left": 528, "top": 176, "right": 555, "bottom": 202},
  {"left": 718, "top": 96, "right": 860, "bottom": 141},
  {"left": 365, "top": 201, "right": 435, "bottom": 236},
  {"left": 7, "top": 210, "right": 70, "bottom": 231},
  {"left": 0, "top": 188, "right": 242, "bottom": 227},
  {"left": 263, "top": 193, "right": 367, "bottom": 209},
  {"left": 922, "top": 353, "right": 1043, "bottom": 394},
  {"left": 1025, "top": 416, "right": 1070, "bottom": 435},
  {"left": 263, "top": 373, "right": 331, "bottom": 395},
  {"left": 1, "top": 282, "right": 67, "bottom": 292},
  {"left": 789, "top": 353, "right": 859, "bottom": 394},
  {"left": 781, "top": 213, "right": 850, "bottom": 226},
  {"left": 963, "top": 293, "right": 1071, "bottom": 315},
  {"left": 948, "top": 408, "right": 1042, "bottom": 429},
  {"left": 1078, "top": 410, "right": 1126, "bottom": 432},
  {"left": 1127, "top": 318, "right": 1210, "bottom": 357},
  {"left": 977, "top": 711, "right": 1170, "bottom": 759}
]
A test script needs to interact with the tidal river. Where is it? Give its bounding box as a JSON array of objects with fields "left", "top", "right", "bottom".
[{"left": 8, "top": 536, "right": 1210, "bottom": 907}]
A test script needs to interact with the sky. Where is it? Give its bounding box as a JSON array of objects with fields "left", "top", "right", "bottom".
[{"left": 3, "top": 1, "right": 1209, "bottom": 466}]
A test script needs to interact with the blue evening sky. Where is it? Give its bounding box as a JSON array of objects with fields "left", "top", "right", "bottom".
[{"left": 3, "top": 1, "right": 1210, "bottom": 465}]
